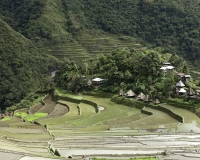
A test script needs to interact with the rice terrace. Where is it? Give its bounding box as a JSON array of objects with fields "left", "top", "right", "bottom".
[
  {"left": 2, "top": 1, "right": 200, "bottom": 160},
  {"left": 0, "top": 89, "right": 200, "bottom": 160}
]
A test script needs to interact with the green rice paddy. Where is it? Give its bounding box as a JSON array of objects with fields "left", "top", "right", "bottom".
[
  {"left": 1, "top": 116, "right": 11, "bottom": 121},
  {"left": 14, "top": 112, "right": 27, "bottom": 118},
  {"left": 25, "top": 113, "right": 48, "bottom": 122}
]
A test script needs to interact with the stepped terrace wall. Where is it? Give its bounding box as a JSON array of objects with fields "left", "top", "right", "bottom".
[
  {"left": 111, "top": 96, "right": 183, "bottom": 123},
  {"left": 81, "top": 99, "right": 99, "bottom": 113},
  {"left": 57, "top": 96, "right": 81, "bottom": 104},
  {"left": 57, "top": 95, "right": 99, "bottom": 113},
  {"left": 111, "top": 96, "right": 144, "bottom": 110}
]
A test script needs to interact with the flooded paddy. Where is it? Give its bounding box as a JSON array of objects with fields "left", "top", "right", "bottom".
[
  {"left": 0, "top": 151, "right": 23, "bottom": 160},
  {"left": 1, "top": 94, "right": 200, "bottom": 160}
]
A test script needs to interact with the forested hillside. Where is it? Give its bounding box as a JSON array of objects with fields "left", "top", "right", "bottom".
[
  {"left": 1, "top": 0, "right": 200, "bottom": 64},
  {"left": 0, "top": 19, "right": 58, "bottom": 110}
]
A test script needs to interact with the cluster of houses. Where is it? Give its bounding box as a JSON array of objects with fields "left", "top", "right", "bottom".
[
  {"left": 161, "top": 62, "right": 200, "bottom": 97},
  {"left": 90, "top": 62, "right": 200, "bottom": 100},
  {"left": 118, "top": 89, "right": 160, "bottom": 104},
  {"left": 117, "top": 62, "right": 199, "bottom": 103}
]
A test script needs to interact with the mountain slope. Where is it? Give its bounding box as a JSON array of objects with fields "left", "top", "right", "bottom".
[
  {"left": 0, "top": 19, "right": 58, "bottom": 109},
  {"left": 0, "top": 0, "right": 198, "bottom": 65}
]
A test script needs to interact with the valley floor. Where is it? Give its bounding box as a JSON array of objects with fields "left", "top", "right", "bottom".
[{"left": 0, "top": 92, "right": 200, "bottom": 160}]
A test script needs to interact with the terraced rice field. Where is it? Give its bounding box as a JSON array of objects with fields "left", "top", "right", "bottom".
[
  {"left": 44, "top": 33, "right": 147, "bottom": 62},
  {"left": 160, "top": 103, "right": 200, "bottom": 124},
  {"left": 1, "top": 92, "right": 200, "bottom": 159},
  {"left": 0, "top": 118, "right": 52, "bottom": 158},
  {"left": 29, "top": 104, "right": 44, "bottom": 114}
]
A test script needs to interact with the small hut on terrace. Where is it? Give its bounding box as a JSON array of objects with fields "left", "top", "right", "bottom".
[
  {"left": 176, "top": 80, "right": 185, "bottom": 88},
  {"left": 154, "top": 99, "right": 160, "bottom": 104},
  {"left": 188, "top": 88, "right": 196, "bottom": 96},
  {"left": 137, "top": 92, "right": 145, "bottom": 101},
  {"left": 125, "top": 89, "right": 136, "bottom": 98},
  {"left": 118, "top": 89, "right": 124, "bottom": 96}
]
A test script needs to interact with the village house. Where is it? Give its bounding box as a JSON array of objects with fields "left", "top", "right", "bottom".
[
  {"left": 176, "top": 80, "right": 185, "bottom": 88},
  {"left": 137, "top": 92, "right": 145, "bottom": 101},
  {"left": 125, "top": 89, "right": 136, "bottom": 98},
  {"left": 92, "top": 77, "right": 104, "bottom": 85},
  {"left": 177, "top": 73, "right": 191, "bottom": 83},
  {"left": 160, "top": 62, "right": 175, "bottom": 72}
]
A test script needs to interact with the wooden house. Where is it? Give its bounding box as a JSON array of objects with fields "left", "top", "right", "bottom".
[{"left": 92, "top": 78, "right": 104, "bottom": 85}]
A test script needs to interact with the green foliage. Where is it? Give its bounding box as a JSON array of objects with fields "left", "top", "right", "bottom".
[
  {"left": 56, "top": 48, "right": 183, "bottom": 98},
  {"left": 1, "top": 0, "right": 200, "bottom": 65},
  {"left": 0, "top": 19, "right": 59, "bottom": 110},
  {"left": 1, "top": 116, "right": 11, "bottom": 121}
]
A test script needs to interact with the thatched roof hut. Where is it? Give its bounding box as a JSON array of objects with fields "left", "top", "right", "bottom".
[
  {"left": 126, "top": 89, "right": 136, "bottom": 97},
  {"left": 155, "top": 99, "right": 160, "bottom": 104},
  {"left": 188, "top": 88, "right": 196, "bottom": 96},
  {"left": 137, "top": 92, "right": 145, "bottom": 100},
  {"left": 118, "top": 89, "right": 124, "bottom": 96},
  {"left": 176, "top": 80, "right": 185, "bottom": 87}
]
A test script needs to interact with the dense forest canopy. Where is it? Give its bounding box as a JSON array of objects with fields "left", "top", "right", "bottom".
[{"left": 0, "top": 19, "right": 58, "bottom": 110}]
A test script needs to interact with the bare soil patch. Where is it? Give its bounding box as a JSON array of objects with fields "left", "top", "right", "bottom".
[{"left": 38, "top": 95, "right": 56, "bottom": 114}]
